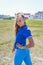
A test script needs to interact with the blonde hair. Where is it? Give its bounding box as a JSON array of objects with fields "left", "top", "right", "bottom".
[{"left": 14, "top": 12, "right": 26, "bottom": 35}]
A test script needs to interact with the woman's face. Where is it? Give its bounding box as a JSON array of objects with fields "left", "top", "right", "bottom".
[{"left": 16, "top": 16, "right": 25, "bottom": 27}]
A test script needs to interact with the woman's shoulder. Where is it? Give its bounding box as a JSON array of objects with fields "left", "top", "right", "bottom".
[{"left": 23, "top": 25, "right": 30, "bottom": 31}]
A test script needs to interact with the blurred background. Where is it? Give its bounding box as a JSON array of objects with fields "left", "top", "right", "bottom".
[{"left": 0, "top": 0, "right": 43, "bottom": 65}]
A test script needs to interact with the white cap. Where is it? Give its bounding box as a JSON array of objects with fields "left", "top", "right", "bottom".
[{"left": 15, "top": 12, "right": 24, "bottom": 19}]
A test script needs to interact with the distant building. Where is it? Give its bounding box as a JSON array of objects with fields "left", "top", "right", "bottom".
[
  {"left": 0, "top": 11, "right": 43, "bottom": 20},
  {"left": 0, "top": 15, "right": 14, "bottom": 20},
  {"left": 24, "top": 13, "right": 33, "bottom": 19},
  {"left": 33, "top": 11, "right": 43, "bottom": 20}
]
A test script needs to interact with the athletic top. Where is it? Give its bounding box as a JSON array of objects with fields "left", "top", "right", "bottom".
[{"left": 13, "top": 25, "right": 32, "bottom": 49}]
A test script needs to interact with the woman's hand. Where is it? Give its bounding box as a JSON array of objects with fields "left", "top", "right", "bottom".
[
  {"left": 16, "top": 43, "right": 23, "bottom": 49},
  {"left": 12, "top": 48, "right": 15, "bottom": 53},
  {"left": 16, "top": 43, "right": 26, "bottom": 49}
]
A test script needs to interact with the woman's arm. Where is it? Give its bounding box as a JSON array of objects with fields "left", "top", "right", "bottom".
[
  {"left": 25, "top": 36, "right": 34, "bottom": 48},
  {"left": 12, "top": 48, "right": 15, "bottom": 53},
  {"left": 16, "top": 36, "right": 34, "bottom": 49}
]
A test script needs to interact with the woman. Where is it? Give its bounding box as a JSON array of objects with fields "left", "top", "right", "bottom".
[{"left": 12, "top": 13, "right": 34, "bottom": 65}]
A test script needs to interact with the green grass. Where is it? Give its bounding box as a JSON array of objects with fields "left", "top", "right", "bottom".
[
  {"left": 26, "top": 20, "right": 43, "bottom": 27},
  {"left": 0, "top": 19, "right": 43, "bottom": 65}
]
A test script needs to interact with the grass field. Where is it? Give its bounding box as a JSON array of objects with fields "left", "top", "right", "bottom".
[{"left": 0, "top": 19, "right": 43, "bottom": 65}]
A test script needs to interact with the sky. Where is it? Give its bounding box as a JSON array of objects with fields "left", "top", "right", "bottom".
[{"left": 0, "top": 0, "right": 43, "bottom": 16}]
